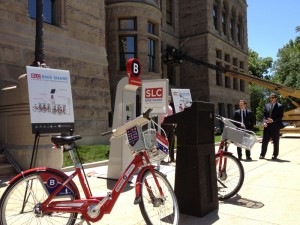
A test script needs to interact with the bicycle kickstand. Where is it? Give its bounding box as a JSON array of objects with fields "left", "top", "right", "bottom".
[{"left": 75, "top": 216, "right": 91, "bottom": 225}]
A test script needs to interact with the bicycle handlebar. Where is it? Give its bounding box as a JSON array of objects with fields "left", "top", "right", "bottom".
[
  {"left": 215, "top": 114, "right": 245, "bottom": 128},
  {"left": 102, "top": 108, "right": 154, "bottom": 137}
]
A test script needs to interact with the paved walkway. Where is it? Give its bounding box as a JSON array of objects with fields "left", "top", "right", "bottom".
[{"left": 1, "top": 134, "right": 299, "bottom": 225}]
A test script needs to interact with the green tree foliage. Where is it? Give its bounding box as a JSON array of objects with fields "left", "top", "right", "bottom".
[
  {"left": 248, "top": 48, "right": 273, "bottom": 78},
  {"left": 273, "top": 39, "right": 300, "bottom": 90},
  {"left": 272, "top": 38, "right": 300, "bottom": 111},
  {"left": 248, "top": 48, "right": 273, "bottom": 122}
]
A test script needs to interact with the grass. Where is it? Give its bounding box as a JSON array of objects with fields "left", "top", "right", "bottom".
[
  {"left": 63, "top": 126, "right": 264, "bottom": 167},
  {"left": 63, "top": 145, "right": 110, "bottom": 167}
]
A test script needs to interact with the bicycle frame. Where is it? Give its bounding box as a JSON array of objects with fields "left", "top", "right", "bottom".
[{"left": 9, "top": 148, "right": 164, "bottom": 223}]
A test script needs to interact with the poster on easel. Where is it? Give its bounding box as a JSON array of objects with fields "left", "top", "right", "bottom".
[
  {"left": 26, "top": 66, "right": 74, "bottom": 134},
  {"left": 171, "top": 89, "right": 193, "bottom": 113}
]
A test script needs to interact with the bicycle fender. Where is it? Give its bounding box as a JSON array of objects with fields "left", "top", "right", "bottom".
[
  {"left": 216, "top": 151, "right": 233, "bottom": 157},
  {"left": 8, "top": 167, "right": 48, "bottom": 184},
  {"left": 8, "top": 167, "right": 81, "bottom": 198},
  {"left": 134, "top": 166, "right": 155, "bottom": 205}
]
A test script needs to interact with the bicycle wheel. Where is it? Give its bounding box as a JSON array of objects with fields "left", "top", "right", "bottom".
[
  {"left": 216, "top": 153, "right": 244, "bottom": 200},
  {"left": 0, "top": 171, "right": 79, "bottom": 225},
  {"left": 139, "top": 170, "right": 179, "bottom": 225}
]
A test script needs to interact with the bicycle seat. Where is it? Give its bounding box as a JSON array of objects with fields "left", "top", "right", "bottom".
[{"left": 51, "top": 135, "right": 82, "bottom": 145}]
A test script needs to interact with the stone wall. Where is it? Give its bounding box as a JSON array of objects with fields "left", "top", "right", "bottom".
[{"left": 0, "top": 0, "right": 111, "bottom": 146}]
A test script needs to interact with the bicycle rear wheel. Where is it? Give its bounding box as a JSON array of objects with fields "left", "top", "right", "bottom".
[
  {"left": 139, "top": 170, "right": 179, "bottom": 225},
  {"left": 216, "top": 153, "right": 244, "bottom": 200},
  {"left": 0, "top": 171, "right": 79, "bottom": 225}
]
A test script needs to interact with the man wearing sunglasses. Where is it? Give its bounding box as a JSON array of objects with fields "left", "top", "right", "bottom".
[{"left": 260, "top": 93, "right": 284, "bottom": 160}]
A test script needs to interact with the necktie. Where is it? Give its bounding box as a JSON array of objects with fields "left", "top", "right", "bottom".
[{"left": 241, "top": 109, "right": 244, "bottom": 124}]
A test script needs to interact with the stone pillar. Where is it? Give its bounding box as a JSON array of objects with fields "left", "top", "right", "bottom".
[{"left": 0, "top": 74, "right": 63, "bottom": 171}]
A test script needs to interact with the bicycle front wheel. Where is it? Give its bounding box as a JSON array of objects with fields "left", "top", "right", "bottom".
[
  {"left": 216, "top": 153, "right": 244, "bottom": 200},
  {"left": 139, "top": 170, "right": 179, "bottom": 225},
  {"left": 0, "top": 171, "right": 79, "bottom": 225}
]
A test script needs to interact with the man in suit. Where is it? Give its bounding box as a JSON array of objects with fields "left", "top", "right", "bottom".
[
  {"left": 260, "top": 93, "right": 284, "bottom": 160},
  {"left": 233, "top": 100, "right": 254, "bottom": 160}
]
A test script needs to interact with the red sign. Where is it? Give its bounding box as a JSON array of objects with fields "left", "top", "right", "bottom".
[
  {"left": 126, "top": 58, "right": 141, "bottom": 86},
  {"left": 145, "top": 88, "right": 163, "bottom": 98}
]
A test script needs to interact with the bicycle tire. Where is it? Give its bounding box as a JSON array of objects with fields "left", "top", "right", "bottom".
[
  {"left": 216, "top": 153, "right": 244, "bottom": 200},
  {"left": 0, "top": 171, "right": 79, "bottom": 225},
  {"left": 139, "top": 170, "right": 179, "bottom": 225}
]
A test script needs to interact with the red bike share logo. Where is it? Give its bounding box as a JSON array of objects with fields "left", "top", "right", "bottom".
[
  {"left": 31, "top": 73, "right": 41, "bottom": 79},
  {"left": 145, "top": 88, "right": 163, "bottom": 98}
]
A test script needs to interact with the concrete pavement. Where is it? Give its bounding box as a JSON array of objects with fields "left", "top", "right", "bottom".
[{"left": 1, "top": 134, "right": 300, "bottom": 224}]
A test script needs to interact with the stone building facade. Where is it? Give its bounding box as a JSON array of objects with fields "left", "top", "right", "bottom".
[{"left": 0, "top": 0, "right": 248, "bottom": 149}]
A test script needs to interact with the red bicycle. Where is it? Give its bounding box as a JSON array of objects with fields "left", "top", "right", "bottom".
[
  {"left": 215, "top": 114, "right": 257, "bottom": 200},
  {"left": 0, "top": 109, "right": 179, "bottom": 225}
]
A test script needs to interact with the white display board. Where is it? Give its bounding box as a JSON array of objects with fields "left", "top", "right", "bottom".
[
  {"left": 26, "top": 66, "right": 74, "bottom": 133},
  {"left": 141, "top": 79, "right": 169, "bottom": 115},
  {"left": 171, "top": 89, "right": 193, "bottom": 113}
]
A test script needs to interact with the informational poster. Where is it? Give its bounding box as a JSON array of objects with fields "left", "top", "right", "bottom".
[
  {"left": 141, "top": 79, "right": 169, "bottom": 115},
  {"left": 26, "top": 66, "right": 74, "bottom": 134},
  {"left": 171, "top": 89, "right": 193, "bottom": 113}
]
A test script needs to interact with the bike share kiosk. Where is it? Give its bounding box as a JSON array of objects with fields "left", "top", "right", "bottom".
[
  {"left": 164, "top": 101, "right": 218, "bottom": 217},
  {"left": 107, "top": 59, "right": 169, "bottom": 179},
  {"left": 107, "top": 59, "right": 142, "bottom": 179}
]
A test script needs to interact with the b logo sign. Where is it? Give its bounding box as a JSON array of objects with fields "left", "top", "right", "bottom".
[{"left": 126, "top": 58, "right": 141, "bottom": 86}]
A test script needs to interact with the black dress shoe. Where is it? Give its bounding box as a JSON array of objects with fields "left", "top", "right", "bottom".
[
  {"left": 246, "top": 157, "right": 252, "bottom": 161},
  {"left": 259, "top": 155, "right": 265, "bottom": 159},
  {"left": 272, "top": 156, "right": 277, "bottom": 160}
]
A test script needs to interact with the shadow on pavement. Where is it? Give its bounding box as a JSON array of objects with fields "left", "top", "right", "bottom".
[{"left": 220, "top": 194, "right": 264, "bottom": 209}]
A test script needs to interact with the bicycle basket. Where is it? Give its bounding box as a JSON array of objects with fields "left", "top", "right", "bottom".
[
  {"left": 222, "top": 126, "right": 257, "bottom": 150},
  {"left": 142, "top": 129, "right": 157, "bottom": 149},
  {"left": 146, "top": 132, "right": 169, "bottom": 163}
]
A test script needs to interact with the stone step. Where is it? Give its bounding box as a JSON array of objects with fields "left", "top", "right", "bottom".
[
  {"left": 0, "top": 153, "right": 7, "bottom": 164},
  {"left": 0, "top": 163, "right": 17, "bottom": 176}
]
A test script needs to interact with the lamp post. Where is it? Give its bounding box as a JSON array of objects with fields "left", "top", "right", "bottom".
[{"left": 32, "top": 0, "right": 46, "bottom": 67}]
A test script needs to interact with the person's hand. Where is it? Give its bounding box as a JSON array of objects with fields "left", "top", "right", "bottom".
[
  {"left": 266, "top": 118, "right": 273, "bottom": 123},
  {"left": 264, "top": 122, "right": 268, "bottom": 127}
]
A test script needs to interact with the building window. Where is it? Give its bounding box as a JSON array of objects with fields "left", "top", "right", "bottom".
[
  {"left": 213, "top": 5, "right": 218, "bottom": 30},
  {"left": 148, "top": 39, "right": 156, "bottom": 72},
  {"left": 225, "top": 65, "right": 231, "bottom": 88},
  {"left": 218, "top": 103, "right": 225, "bottom": 116},
  {"left": 233, "top": 57, "right": 238, "bottom": 67},
  {"left": 233, "top": 77, "right": 238, "bottom": 90},
  {"left": 239, "top": 61, "right": 244, "bottom": 70},
  {"left": 216, "top": 49, "right": 222, "bottom": 60},
  {"left": 237, "top": 16, "right": 243, "bottom": 46},
  {"left": 227, "top": 104, "right": 233, "bottom": 118},
  {"left": 230, "top": 16, "right": 235, "bottom": 40},
  {"left": 216, "top": 61, "right": 222, "bottom": 86},
  {"left": 222, "top": 12, "right": 226, "bottom": 35},
  {"left": 240, "top": 80, "right": 245, "bottom": 92},
  {"left": 167, "top": 65, "right": 175, "bottom": 85},
  {"left": 148, "top": 22, "right": 155, "bottom": 34},
  {"left": 119, "top": 18, "right": 136, "bottom": 31},
  {"left": 119, "top": 36, "right": 137, "bottom": 70},
  {"left": 224, "top": 53, "right": 230, "bottom": 63},
  {"left": 166, "top": 0, "right": 173, "bottom": 25},
  {"left": 28, "top": 0, "right": 55, "bottom": 24}
]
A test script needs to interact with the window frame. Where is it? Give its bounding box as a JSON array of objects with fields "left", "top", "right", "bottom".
[
  {"left": 28, "top": 0, "right": 56, "bottom": 25},
  {"left": 148, "top": 38, "right": 156, "bottom": 72},
  {"left": 119, "top": 35, "right": 137, "bottom": 71}
]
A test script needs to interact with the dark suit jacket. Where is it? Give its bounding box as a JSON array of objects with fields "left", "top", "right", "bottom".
[
  {"left": 263, "top": 102, "right": 284, "bottom": 129},
  {"left": 233, "top": 109, "right": 254, "bottom": 130}
]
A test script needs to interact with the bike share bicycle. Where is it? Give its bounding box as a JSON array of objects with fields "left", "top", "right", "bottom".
[
  {"left": 0, "top": 109, "right": 179, "bottom": 225},
  {"left": 215, "top": 115, "right": 257, "bottom": 200}
]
